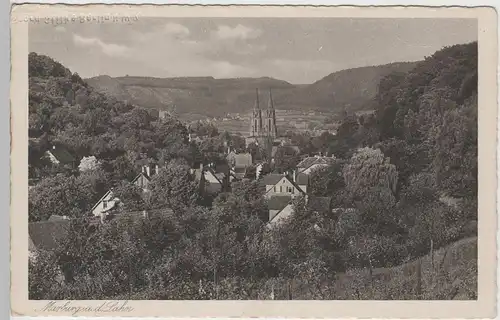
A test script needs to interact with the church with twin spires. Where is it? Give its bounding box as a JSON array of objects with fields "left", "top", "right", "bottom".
[{"left": 245, "top": 88, "right": 279, "bottom": 148}]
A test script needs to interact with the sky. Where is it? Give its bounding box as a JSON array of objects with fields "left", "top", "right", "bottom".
[{"left": 29, "top": 18, "right": 478, "bottom": 84}]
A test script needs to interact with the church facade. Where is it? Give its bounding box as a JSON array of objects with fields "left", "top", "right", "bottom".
[{"left": 246, "top": 88, "right": 278, "bottom": 148}]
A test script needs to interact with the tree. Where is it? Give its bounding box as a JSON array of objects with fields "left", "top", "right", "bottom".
[
  {"left": 431, "top": 95, "right": 477, "bottom": 200},
  {"left": 273, "top": 146, "right": 300, "bottom": 174},
  {"left": 374, "top": 138, "right": 429, "bottom": 194},
  {"left": 148, "top": 162, "right": 200, "bottom": 210},
  {"left": 343, "top": 147, "right": 398, "bottom": 202},
  {"left": 113, "top": 180, "right": 146, "bottom": 212},
  {"left": 78, "top": 156, "right": 101, "bottom": 172},
  {"left": 308, "top": 161, "right": 345, "bottom": 197},
  {"left": 29, "top": 250, "right": 61, "bottom": 299}
]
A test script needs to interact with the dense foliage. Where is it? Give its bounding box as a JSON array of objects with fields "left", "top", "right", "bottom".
[{"left": 29, "top": 42, "right": 478, "bottom": 300}]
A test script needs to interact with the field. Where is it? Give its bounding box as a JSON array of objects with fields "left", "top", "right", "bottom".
[{"left": 182, "top": 109, "right": 336, "bottom": 136}]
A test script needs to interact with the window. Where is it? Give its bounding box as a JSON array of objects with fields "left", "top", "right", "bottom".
[
  {"left": 103, "top": 200, "right": 108, "bottom": 209},
  {"left": 280, "top": 186, "right": 282, "bottom": 193},
  {"left": 287, "top": 187, "right": 293, "bottom": 193},
  {"left": 274, "top": 186, "right": 276, "bottom": 192}
]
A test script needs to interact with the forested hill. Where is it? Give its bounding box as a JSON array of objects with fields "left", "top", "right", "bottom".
[
  {"left": 86, "top": 62, "right": 417, "bottom": 117},
  {"left": 28, "top": 52, "right": 194, "bottom": 185}
]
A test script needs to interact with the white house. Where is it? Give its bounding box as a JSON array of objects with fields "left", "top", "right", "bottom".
[
  {"left": 91, "top": 190, "right": 121, "bottom": 221},
  {"left": 261, "top": 173, "right": 305, "bottom": 199}
]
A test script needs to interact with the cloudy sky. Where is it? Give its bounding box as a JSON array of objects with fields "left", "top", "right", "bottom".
[{"left": 29, "top": 18, "right": 477, "bottom": 84}]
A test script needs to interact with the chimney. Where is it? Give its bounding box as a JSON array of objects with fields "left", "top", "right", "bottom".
[
  {"left": 200, "top": 163, "right": 204, "bottom": 171},
  {"left": 146, "top": 165, "right": 150, "bottom": 177},
  {"left": 52, "top": 145, "right": 56, "bottom": 150},
  {"left": 155, "top": 164, "right": 159, "bottom": 175},
  {"left": 293, "top": 169, "right": 296, "bottom": 182},
  {"left": 142, "top": 165, "right": 146, "bottom": 174}
]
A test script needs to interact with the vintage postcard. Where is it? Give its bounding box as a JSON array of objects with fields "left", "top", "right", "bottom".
[{"left": 10, "top": 3, "right": 497, "bottom": 318}]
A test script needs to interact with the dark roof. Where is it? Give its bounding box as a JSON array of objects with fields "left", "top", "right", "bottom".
[
  {"left": 233, "top": 167, "right": 247, "bottom": 174},
  {"left": 46, "top": 146, "right": 75, "bottom": 164},
  {"left": 297, "top": 156, "right": 336, "bottom": 169},
  {"left": 296, "top": 173, "right": 309, "bottom": 185},
  {"left": 267, "top": 195, "right": 293, "bottom": 211},
  {"left": 213, "top": 162, "right": 230, "bottom": 174},
  {"left": 307, "top": 196, "right": 332, "bottom": 212},
  {"left": 29, "top": 220, "right": 71, "bottom": 252},
  {"left": 262, "top": 173, "right": 285, "bottom": 186},
  {"left": 206, "top": 182, "right": 222, "bottom": 194},
  {"left": 132, "top": 172, "right": 151, "bottom": 183}
]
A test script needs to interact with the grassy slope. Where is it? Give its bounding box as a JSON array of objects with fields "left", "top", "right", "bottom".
[
  {"left": 332, "top": 236, "right": 477, "bottom": 300},
  {"left": 116, "top": 237, "right": 477, "bottom": 300},
  {"left": 262, "top": 237, "right": 477, "bottom": 300}
]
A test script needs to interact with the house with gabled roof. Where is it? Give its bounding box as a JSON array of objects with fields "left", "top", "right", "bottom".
[
  {"left": 261, "top": 173, "right": 306, "bottom": 199},
  {"left": 132, "top": 172, "right": 151, "bottom": 193},
  {"left": 296, "top": 155, "right": 336, "bottom": 175},
  {"left": 267, "top": 195, "right": 294, "bottom": 222},
  {"left": 44, "top": 145, "right": 76, "bottom": 168},
  {"left": 226, "top": 151, "right": 253, "bottom": 180},
  {"left": 131, "top": 163, "right": 161, "bottom": 193},
  {"left": 266, "top": 196, "right": 336, "bottom": 229},
  {"left": 91, "top": 189, "right": 121, "bottom": 221},
  {"left": 192, "top": 161, "right": 231, "bottom": 196}
]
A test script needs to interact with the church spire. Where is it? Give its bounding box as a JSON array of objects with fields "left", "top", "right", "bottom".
[
  {"left": 255, "top": 88, "right": 260, "bottom": 111},
  {"left": 268, "top": 88, "right": 274, "bottom": 111},
  {"left": 265, "top": 88, "right": 277, "bottom": 137},
  {"left": 250, "top": 88, "right": 263, "bottom": 137}
]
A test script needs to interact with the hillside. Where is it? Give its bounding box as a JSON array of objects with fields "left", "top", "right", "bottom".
[
  {"left": 86, "top": 62, "right": 418, "bottom": 117},
  {"left": 276, "top": 62, "right": 418, "bottom": 113},
  {"left": 118, "top": 236, "right": 478, "bottom": 300}
]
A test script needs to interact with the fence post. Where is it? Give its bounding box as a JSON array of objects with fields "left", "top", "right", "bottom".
[
  {"left": 416, "top": 259, "right": 422, "bottom": 298},
  {"left": 430, "top": 238, "right": 434, "bottom": 271}
]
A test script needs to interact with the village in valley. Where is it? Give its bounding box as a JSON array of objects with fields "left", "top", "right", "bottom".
[
  {"left": 29, "top": 86, "right": 343, "bottom": 252},
  {"left": 27, "top": 17, "right": 478, "bottom": 301}
]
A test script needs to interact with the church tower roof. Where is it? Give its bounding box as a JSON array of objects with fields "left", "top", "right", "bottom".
[
  {"left": 254, "top": 88, "right": 261, "bottom": 111},
  {"left": 267, "top": 88, "right": 275, "bottom": 111},
  {"left": 250, "top": 88, "right": 263, "bottom": 137},
  {"left": 265, "top": 88, "right": 278, "bottom": 138}
]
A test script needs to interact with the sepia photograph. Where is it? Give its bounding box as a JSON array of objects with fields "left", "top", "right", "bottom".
[{"left": 10, "top": 4, "right": 497, "bottom": 318}]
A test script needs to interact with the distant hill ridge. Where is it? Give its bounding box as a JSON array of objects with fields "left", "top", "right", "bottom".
[{"left": 86, "top": 61, "right": 418, "bottom": 116}]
